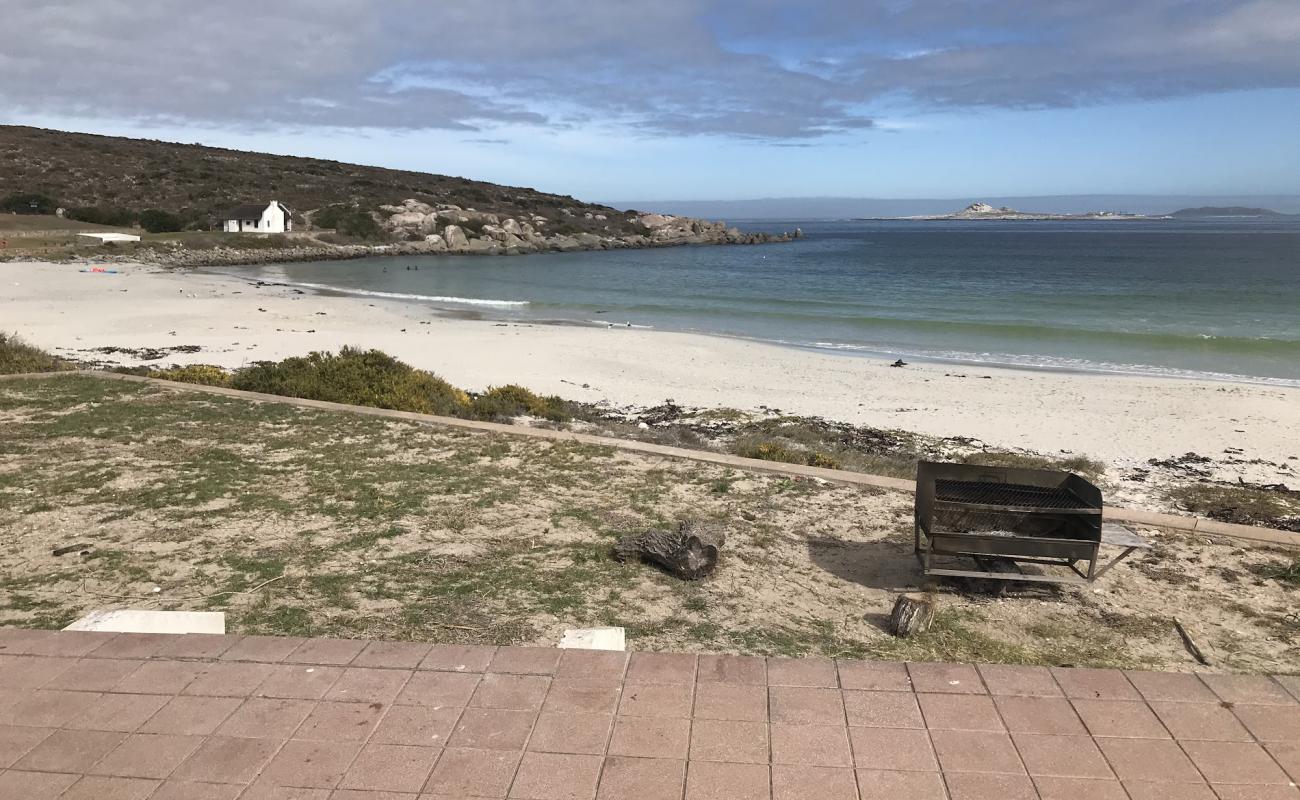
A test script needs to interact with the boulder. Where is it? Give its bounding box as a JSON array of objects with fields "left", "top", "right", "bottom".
[
  {"left": 442, "top": 225, "right": 470, "bottom": 250},
  {"left": 502, "top": 218, "right": 525, "bottom": 236},
  {"left": 502, "top": 233, "right": 536, "bottom": 253},
  {"left": 423, "top": 234, "right": 447, "bottom": 252},
  {"left": 466, "top": 236, "right": 498, "bottom": 254},
  {"left": 387, "top": 211, "right": 427, "bottom": 229},
  {"left": 638, "top": 213, "right": 675, "bottom": 229}
]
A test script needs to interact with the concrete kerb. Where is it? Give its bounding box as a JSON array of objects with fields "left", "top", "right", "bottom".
[{"left": 4, "top": 369, "right": 1297, "bottom": 550}]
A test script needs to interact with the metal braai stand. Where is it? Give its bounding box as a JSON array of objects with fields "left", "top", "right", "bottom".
[{"left": 914, "top": 461, "right": 1147, "bottom": 585}]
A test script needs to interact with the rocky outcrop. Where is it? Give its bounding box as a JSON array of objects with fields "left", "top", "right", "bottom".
[
  {"left": 135, "top": 199, "right": 800, "bottom": 268},
  {"left": 372, "top": 199, "right": 798, "bottom": 258}
]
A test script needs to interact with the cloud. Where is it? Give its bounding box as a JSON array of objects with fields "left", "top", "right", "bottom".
[{"left": 1, "top": 0, "right": 1296, "bottom": 139}]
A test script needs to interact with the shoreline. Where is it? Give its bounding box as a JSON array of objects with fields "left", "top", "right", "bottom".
[
  {"left": 725, "top": 333, "right": 1300, "bottom": 390},
  {"left": 4, "top": 258, "right": 1300, "bottom": 491},
  {"left": 238, "top": 267, "right": 1300, "bottom": 391}
]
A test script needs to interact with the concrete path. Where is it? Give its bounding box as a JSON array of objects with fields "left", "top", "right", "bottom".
[{"left": 2, "top": 629, "right": 1298, "bottom": 799}]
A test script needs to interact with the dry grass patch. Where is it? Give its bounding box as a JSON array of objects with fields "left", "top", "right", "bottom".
[{"left": 1, "top": 375, "right": 1297, "bottom": 672}]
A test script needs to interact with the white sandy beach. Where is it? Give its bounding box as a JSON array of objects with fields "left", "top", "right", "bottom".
[{"left": 4, "top": 260, "right": 1299, "bottom": 484}]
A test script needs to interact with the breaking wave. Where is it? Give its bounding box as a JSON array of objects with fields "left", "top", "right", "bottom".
[{"left": 284, "top": 281, "right": 529, "bottom": 307}]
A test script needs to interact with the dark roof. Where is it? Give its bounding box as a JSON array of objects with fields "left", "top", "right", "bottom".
[
  {"left": 220, "top": 201, "right": 292, "bottom": 219},
  {"left": 222, "top": 203, "right": 270, "bottom": 219}
]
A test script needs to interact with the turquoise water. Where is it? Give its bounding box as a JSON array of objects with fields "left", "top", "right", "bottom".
[{"left": 231, "top": 219, "right": 1300, "bottom": 385}]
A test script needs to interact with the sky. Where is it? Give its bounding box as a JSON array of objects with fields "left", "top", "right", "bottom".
[{"left": 3, "top": 1, "right": 1299, "bottom": 202}]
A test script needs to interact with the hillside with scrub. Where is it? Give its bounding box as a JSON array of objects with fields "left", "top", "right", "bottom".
[{"left": 0, "top": 125, "right": 795, "bottom": 264}]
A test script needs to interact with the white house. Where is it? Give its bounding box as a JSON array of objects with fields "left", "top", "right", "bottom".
[{"left": 220, "top": 201, "right": 293, "bottom": 233}]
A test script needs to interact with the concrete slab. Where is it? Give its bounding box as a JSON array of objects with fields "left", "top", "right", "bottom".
[
  {"left": 558, "top": 626, "right": 626, "bottom": 651},
  {"left": 75, "top": 232, "right": 141, "bottom": 244},
  {"left": 64, "top": 609, "right": 226, "bottom": 634}
]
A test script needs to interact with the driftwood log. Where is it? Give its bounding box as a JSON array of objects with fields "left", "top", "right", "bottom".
[
  {"left": 1173, "top": 617, "right": 1211, "bottom": 666},
  {"left": 613, "top": 520, "right": 725, "bottom": 580},
  {"left": 889, "top": 592, "right": 937, "bottom": 637}
]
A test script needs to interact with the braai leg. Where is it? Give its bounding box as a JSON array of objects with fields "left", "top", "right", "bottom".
[{"left": 1091, "top": 546, "right": 1138, "bottom": 581}]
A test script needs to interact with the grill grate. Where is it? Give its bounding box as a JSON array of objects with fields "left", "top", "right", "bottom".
[{"left": 934, "top": 479, "right": 1096, "bottom": 511}]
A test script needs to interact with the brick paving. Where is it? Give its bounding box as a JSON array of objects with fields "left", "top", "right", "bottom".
[{"left": 2, "top": 628, "right": 1299, "bottom": 799}]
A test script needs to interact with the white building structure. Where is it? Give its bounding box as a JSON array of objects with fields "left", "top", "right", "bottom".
[
  {"left": 220, "top": 201, "right": 293, "bottom": 233},
  {"left": 76, "top": 232, "right": 141, "bottom": 244}
]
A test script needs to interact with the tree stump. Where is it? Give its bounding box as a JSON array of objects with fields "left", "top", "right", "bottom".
[
  {"left": 613, "top": 520, "right": 725, "bottom": 580},
  {"left": 889, "top": 592, "right": 937, "bottom": 637}
]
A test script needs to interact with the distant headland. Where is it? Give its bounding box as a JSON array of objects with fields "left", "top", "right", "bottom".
[{"left": 1165, "top": 206, "right": 1290, "bottom": 219}]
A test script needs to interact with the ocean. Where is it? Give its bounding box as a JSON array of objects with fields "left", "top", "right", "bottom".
[{"left": 228, "top": 219, "right": 1300, "bottom": 386}]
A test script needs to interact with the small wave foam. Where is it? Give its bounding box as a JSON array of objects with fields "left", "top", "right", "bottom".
[
  {"left": 587, "top": 320, "right": 655, "bottom": 329},
  {"left": 286, "top": 281, "right": 529, "bottom": 308},
  {"left": 792, "top": 339, "right": 1300, "bottom": 388}
]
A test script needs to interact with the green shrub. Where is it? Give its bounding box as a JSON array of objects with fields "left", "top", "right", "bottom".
[
  {"left": 733, "top": 437, "right": 805, "bottom": 465},
  {"left": 150, "top": 364, "right": 231, "bottom": 387},
  {"left": 470, "top": 384, "right": 572, "bottom": 422},
  {"left": 65, "top": 206, "right": 135, "bottom": 227},
  {"left": 0, "top": 332, "right": 69, "bottom": 374},
  {"left": 138, "top": 208, "right": 184, "bottom": 233},
  {"left": 959, "top": 451, "right": 1104, "bottom": 479},
  {"left": 311, "top": 204, "right": 348, "bottom": 229},
  {"left": 312, "top": 205, "right": 385, "bottom": 241},
  {"left": 733, "top": 435, "right": 841, "bottom": 469},
  {"left": 807, "top": 452, "right": 841, "bottom": 469},
  {"left": 230, "top": 347, "right": 470, "bottom": 416},
  {"left": 0, "top": 192, "right": 58, "bottom": 215}
]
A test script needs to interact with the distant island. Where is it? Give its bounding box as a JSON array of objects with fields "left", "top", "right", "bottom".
[
  {"left": 858, "top": 202, "right": 1298, "bottom": 222},
  {"left": 1165, "top": 206, "right": 1288, "bottom": 218},
  {"left": 868, "top": 203, "right": 1149, "bottom": 221}
]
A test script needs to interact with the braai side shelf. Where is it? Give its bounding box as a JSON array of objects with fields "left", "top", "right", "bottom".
[{"left": 914, "top": 461, "right": 1142, "bottom": 585}]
